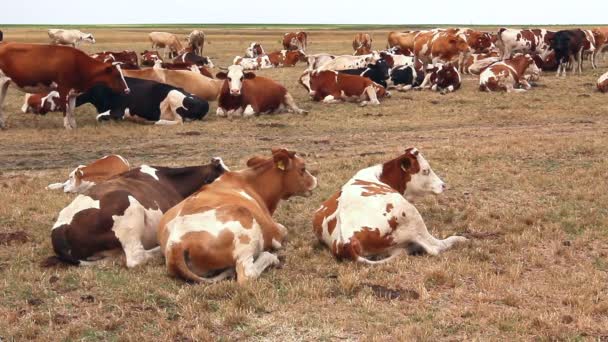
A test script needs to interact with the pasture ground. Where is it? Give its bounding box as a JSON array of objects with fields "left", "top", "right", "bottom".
[{"left": 1, "top": 26, "right": 608, "bottom": 341}]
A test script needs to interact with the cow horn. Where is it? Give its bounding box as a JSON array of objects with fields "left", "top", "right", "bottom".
[{"left": 218, "top": 66, "right": 229, "bottom": 71}]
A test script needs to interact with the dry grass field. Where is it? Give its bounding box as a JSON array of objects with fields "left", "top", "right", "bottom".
[{"left": 1, "top": 26, "right": 608, "bottom": 341}]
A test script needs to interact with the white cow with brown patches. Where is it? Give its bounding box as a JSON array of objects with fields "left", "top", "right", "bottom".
[
  {"left": 47, "top": 155, "right": 131, "bottom": 193},
  {"left": 313, "top": 148, "right": 466, "bottom": 264}
]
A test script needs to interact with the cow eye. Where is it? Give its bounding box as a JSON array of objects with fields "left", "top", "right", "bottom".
[
  {"left": 228, "top": 77, "right": 232, "bottom": 81},
  {"left": 240, "top": 77, "right": 244, "bottom": 81},
  {"left": 422, "top": 169, "right": 430, "bottom": 176}
]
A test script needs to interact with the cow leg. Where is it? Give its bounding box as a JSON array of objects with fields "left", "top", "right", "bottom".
[
  {"left": 361, "top": 85, "right": 380, "bottom": 106},
  {"left": 0, "top": 78, "right": 10, "bottom": 129},
  {"left": 322, "top": 95, "right": 341, "bottom": 104},
  {"left": 283, "top": 93, "right": 307, "bottom": 114},
  {"left": 154, "top": 119, "right": 181, "bottom": 126},
  {"left": 578, "top": 48, "right": 583, "bottom": 74},
  {"left": 401, "top": 222, "right": 467, "bottom": 256},
  {"left": 235, "top": 252, "right": 280, "bottom": 284},
  {"left": 243, "top": 105, "right": 256, "bottom": 117},
  {"left": 112, "top": 200, "right": 161, "bottom": 268},
  {"left": 63, "top": 91, "right": 77, "bottom": 130},
  {"left": 418, "top": 73, "right": 433, "bottom": 89},
  {"left": 216, "top": 107, "right": 227, "bottom": 117}
]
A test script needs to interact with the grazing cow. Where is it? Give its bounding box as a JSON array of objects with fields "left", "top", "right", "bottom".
[
  {"left": 464, "top": 52, "right": 500, "bottom": 74},
  {"left": 148, "top": 32, "right": 183, "bottom": 58},
  {"left": 353, "top": 33, "right": 373, "bottom": 55},
  {"left": 313, "top": 148, "right": 466, "bottom": 264},
  {"left": 123, "top": 68, "right": 223, "bottom": 101},
  {"left": 48, "top": 29, "right": 95, "bottom": 47},
  {"left": 552, "top": 29, "right": 590, "bottom": 77},
  {"left": 386, "top": 64, "right": 425, "bottom": 91},
  {"left": 338, "top": 59, "right": 391, "bottom": 88},
  {"left": 141, "top": 50, "right": 163, "bottom": 67},
  {"left": 216, "top": 65, "right": 306, "bottom": 117},
  {"left": 77, "top": 77, "right": 210, "bottom": 125},
  {"left": 266, "top": 50, "right": 307, "bottom": 67},
  {"left": 155, "top": 61, "right": 213, "bottom": 78},
  {"left": 532, "top": 51, "right": 559, "bottom": 71},
  {"left": 174, "top": 51, "right": 214, "bottom": 68},
  {"left": 414, "top": 29, "right": 470, "bottom": 73},
  {"left": 186, "top": 30, "right": 205, "bottom": 55},
  {"left": 306, "top": 54, "right": 336, "bottom": 71},
  {"left": 47, "top": 155, "right": 131, "bottom": 193},
  {"left": 479, "top": 54, "right": 536, "bottom": 92},
  {"left": 419, "top": 63, "right": 461, "bottom": 94},
  {"left": 597, "top": 71, "right": 608, "bottom": 92},
  {"left": 283, "top": 32, "right": 308, "bottom": 51},
  {"left": 317, "top": 52, "right": 381, "bottom": 71},
  {"left": 0, "top": 43, "right": 130, "bottom": 130},
  {"left": 387, "top": 31, "right": 419, "bottom": 51},
  {"left": 158, "top": 148, "right": 317, "bottom": 283},
  {"left": 299, "top": 70, "right": 389, "bottom": 106},
  {"left": 21, "top": 91, "right": 61, "bottom": 115},
  {"left": 496, "top": 28, "right": 555, "bottom": 60},
  {"left": 233, "top": 55, "right": 273, "bottom": 70},
  {"left": 51, "top": 158, "right": 228, "bottom": 267},
  {"left": 91, "top": 50, "right": 139, "bottom": 69},
  {"left": 245, "top": 42, "right": 265, "bottom": 58}
]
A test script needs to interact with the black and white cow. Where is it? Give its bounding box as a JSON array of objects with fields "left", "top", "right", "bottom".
[
  {"left": 173, "top": 51, "right": 214, "bottom": 68},
  {"left": 338, "top": 59, "right": 391, "bottom": 88},
  {"left": 552, "top": 29, "right": 591, "bottom": 76},
  {"left": 386, "top": 64, "right": 426, "bottom": 91},
  {"left": 76, "top": 77, "right": 209, "bottom": 125}
]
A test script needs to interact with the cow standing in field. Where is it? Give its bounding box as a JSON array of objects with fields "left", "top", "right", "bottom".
[
  {"left": 50, "top": 158, "right": 228, "bottom": 267},
  {"left": 588, "top": 29, "right": 607, "bottom": 68},
  {"left": 552, "top": 29, "right": 590, "bottom": 77},
  {"left": 387, "top": 31, "right": 419, "bottom": 51},
  {"left": 141, "top": 50, "right": 163, "bottom": 67},
  {"left": 186, "top": 30, "right": 205, "bottom": 55},
  {"left": 91, "top": 50, "right": 139, "bottom": 69},
  {"left": 353, "top": 33, "right": 372, "bottom": 55},
  {"left": 47, "top": 155, "right": 131, "bottom": 193},
  {"left": 496, "top": 28, "right": 555, "bottom": 60},
  {"left": 245, "top": 42, "right": 265, "bottom": 58},
  {"left": 215, "top": 65, "right": 306, "bottom": 117},
  {"left": 158, "top": 148, "right": 317, "bottom": 283},
  {"left": 283, "top": 32, "right": 308, "bottom": 51},
  {"left": 313, "top": 148, "right": 466, "bottom": 264},
  {"left": 479, "top": 54, "right": 536, "bottom": 92},
  {"left": 413, "top": 29, "right": 471, "bottom": 73},
  {"left": 148, "top": 32, "right": 183, "bottom": 58},
  {"left": 299, "top": 70, "right": 389, "bottom": 106},
  {"left": 48, "top": 29, "right": 95, "bottom": 47},
  {"left": 0, "top": 43, "right": 130, "bottom": 129}
]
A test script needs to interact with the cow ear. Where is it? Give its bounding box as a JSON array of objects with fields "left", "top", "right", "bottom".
[
  {"left": 246, "top": 156, "right": 266, "bottom": 167},
  {"left": 400, "top": 157, "right": 411, "bottom": 172},
  {"left": 216, "top": 72, "right": 227, "bottom": 79},
  {"left": 244, "top": 72, "right": 256, "bottom": 79},
  {"left": 272, "top": 148, "right": 293, "bottom": 171}
]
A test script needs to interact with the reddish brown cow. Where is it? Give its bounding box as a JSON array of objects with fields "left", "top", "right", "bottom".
[
  {"left": 0, "top": 43, "right": 130, "bottom": 129},
  {"left": 597, "top": 71, "right": 608, "bottom": 93},
  {"left": 447, "top": 28, "right": 494, "bottom": 53},
  {"left": 387, "top": 31, "right": 419, "bottom": 51},
  {"left": 141, "top": 50, "right": 163, "bottom": 67},
  {"left": 266, "top": 50, "right": 307, "bottom": 67},
  {"left": 353, "top": 33, "right": 372, "bottom": 55},
  {"left": 283, "top": 32, "right": 308, "bottom": 51},
  {"left": 21, "top": 91, "right": 62, "bottom": 115},
  {"left": 91, "top": 50, "right": 139, "bottom": 69},
  {"left": 47, "top": 154, "right": 131, "bottom": 193},
  {"left": 156, "top": 61, "right": 213, "bottom": 78},
  {"left": 414, "top": 29, "right": 470, "bottom": 73},
  {"left": 299, "top": 70, "right": 388, "bottom": 106}
]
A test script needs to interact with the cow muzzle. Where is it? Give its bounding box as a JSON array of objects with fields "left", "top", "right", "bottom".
[{"left": 230, "top": 89, "right": 241, "bottom": 95}]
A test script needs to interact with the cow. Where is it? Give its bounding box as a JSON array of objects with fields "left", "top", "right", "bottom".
[
  {"left": 215, "top": 65, "right": 306, "bottom": 117},
  {"left": 155, "top": 61, "right": 213, "bottom": 78},
  {"left": 148, "top": 32, "right": 183, "bottom": 58},
  {"left": 532, "top": 51, "right": 559, "bottom": 71},
  {"left": 123, "top": 67, "right": 223, "bottom": 102},
  {"left": 413, "top": 29, "right": 470, "bottom": 73},
  {"left": 77, "top": 77, "right": 210, "bottom": 125},
  {"left": 496, "top": 28, "right": 555, "bottom": 60},
  {"left": 0, "top": 43, "right": 130, "bottom": 130},
  {"left": 597, "top": 27, "right": 608, "bottom": 61},
  {"left": 283, "top": 32, "right": 308, "bottom": 51},
  {"left": 313, "top": 148, "right": 466, "bottom": 264},
  {"left": 141, "top": 50, "right": 163, "bottom": 67},
  {"left": 448, "top": 28, "right": 494, "bottom": 53},
  {"left": 317, "top": 52, "right": 381, "bottom": 71},
  {"left": 353, "top": 33, "right": 372, "bottom": 55},
  {"left": 173, "top": 51, "right": 214, "bottom": 68},
  {"left": 299, "top": 70, "right": 389, "bottom": 106},
  {"left": 306, "top": 54, "right": 336, "bottom": 71},
  {"left": 47, "top": 155, "right": 131, "bottom": 193},
  {"left": 552, "top": 29, "right": 590, "bottom": 77},
  {"left": 384, "top": 46, "right": 414, "bottom": 57},
  {"left": 386, "top": 64, "right": 425, "bottom": 91},
  {"left": 233, "top": 55, "right": 273, "bottom": 70},
  {"left": 245, "top": 42, "right": 265, "bottom": 58},
  {"left": 186, "top": 30, "right": 205, "bottom": 55},
  {"left": 50, "top": 158, "right": 228, "bottom": 267},
  {"left": 266, "top": 50, "right": 307, "bottom": 67},
  {"left": 48, "top": 29, "right": 95, "bottom": 47},
  {"left": 589, "top": 29, "right": 607, "bottom": 68},
  {"left": 158, "top": 148, "right": 317, "bottom": 283},
  {"left": 418, "top": 63, "right": 461, "bottom": 94},
  {"left": 597, "top": 71, "right": 608, "bottom": 93},
  {"left": 382, "top": 50, "right": 418, "bottom": 67},
  {"left": 463, "top": 51, "right": 500, "bottom": 74},
  {"left": 338, "top": 58, "right": 391, "bottom": 88},
  {"left": 387, "top": 31, "right": 419, "bottom": 51},
  {"left": 91, "top": 50, "right": 139, "bottom": 69},
  {"left": 479, "top": 54, "right": 536, "bottom": 92},
  {"left": 21, "top": 91, "right": 61, "bottom": 115}
]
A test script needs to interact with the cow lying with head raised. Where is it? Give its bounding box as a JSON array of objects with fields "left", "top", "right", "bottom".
[
  {"left": 338, "top": 58, "right": 391, "bottom": 88},
  {"left": 597, "top": 71, "right": 608, "bottom": 93},
  {"left": 47, "top": 155, "right": 131, "bottom": 193},
  {"left": 51, "top": 157, "right": 228, "bottom": 267},
  {"left": 479, "top": 54, "right": 536, "bottom": 92},
  {"left": 141, "top": 50, "right": 163, "bottom": 67},
  {"left": 418, "top": 63, "right": 461, "bottom": 94},
  {"left": 299, "top": 70, "right": 389, "bottom": 106},
  {"left": 215, "top": 65, "right": 306, "bottom": 117},
  {"left": 174, "top": 51, "right": 214, "bottom": 68},
  {"left": 245, "top": 42, "right": 265, "bottom": 58},
  {"left": 21, "top": 91, "right": 61, "bottom": 115},
  {"left": 386, "top": 64, "right": 426, "bottom": 91},
  {"left": 266, "top": 50, "right": 307, "bottom": 67},
  {"left": 313, "top": 148, "right": 466, "bottom": 264},
  {"left": 158, "top": 148, "right": 317, "bottom": 283}
]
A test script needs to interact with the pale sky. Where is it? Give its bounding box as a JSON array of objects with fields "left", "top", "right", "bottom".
[{"left": 0, "top": 0, "right": 606, "bottom": 25}]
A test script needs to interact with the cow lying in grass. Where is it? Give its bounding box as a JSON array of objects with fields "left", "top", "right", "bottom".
[{"left": 47, "top": 155, "right": 131, "bottom": 193}]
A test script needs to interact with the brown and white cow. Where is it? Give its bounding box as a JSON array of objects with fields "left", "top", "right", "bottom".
[
  {"left": 464, "top": 52, "right": 500, "bottom": 75},
  {"left": 91, "top": 50, "right": 139, "bottom": 69},
  {"left": 245, "top": 42, "right": 265, "bottom": 58},
  {"left": 283, "top": 32, "right": 308, "bottom": 51},
  {"left": 299, "top": 70, "right": 389, "bottom": 106},
  {"left": 158, "top": 148, "right": 317, "bottom": 283},
  {"left": 413, "top": 29, "right": 470, "bottom": 73},
  {"left": 186, "top": 30, "right": 205, "bottom": 56},
  {"left": 353, "top": 33, "right": 372, "bottom": 55},
  {"left": 496, "top": 28, "right": 555, "bottom": 60},
  {"left": 47, "top": 155, "right": 131, "bottom": 193},
  {"left": 448, "top": 28, "right": 495, "bottom": 54},
  {"left": 0, "top": 43, "right": 130, "bottom": 130},
  {"left": 141, "top": 50, "right": 163, "bottom": 67},
  {"left": 597, "top": 71, "right": 608, "bottom": 93},
  {"left": 306, "top": 54, "right": 336, "bottom": 71},
  {"left": 48, "top": 29, "right": 95, "bottom": 47},
  {"left": 266, "top": 50, "right": 307, "bottom": 67},
  {"left": 51, "top": 158, "right": 228, "bottom": 267},
  {"left": 148, "top": 32, "right": 183, "bottom": 58},
  {"left": 418, "top": 63, "right": 461, "bottom": 94},
  {"left": 317, "top": 52, "right": 381, "bottom": 71},
  {"left": 21, "top": 91, "right": 61, "bottom": 115},
  {"left": 123, "top": 67, "right": 223, "bottom": 101},
  {"left": 313, "top": 148, "right": 466, "bottom": 264},
  {"left": 589, "top": 29, "right": 607, "bottom": 68},
  {"left": 215, "top": 65, "right": 306, "bottom": 117},
  {"left": 479, "top": 54, "right": 536, "bottom": 92},
  {"left": 233, "top": 55, "right": 274, "bottom": 70}
]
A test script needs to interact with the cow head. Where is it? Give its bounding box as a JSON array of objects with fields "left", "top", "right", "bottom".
[
  {"left": 95, "top": 64, "right": 130, "bottom": 95},
  {"left": 175, "top": 94, "right": 210, "bottom": 121},
  {"left": 216, "top": 65, "right": 256, "bottom": 96},
  {"left": 368, "top": 59, "right": 390, "bottom": 81},
  {"left": 272, "top": 148, "right": 317, "bottom": 198},
  {"left": 400, "top": 148, "right": 446, "bottom": 201},
  {"left": 434, "top": 63, "right": 460, "bottom": 92},
  {"left": 83, "top": 34, "right": 95, "bottom": 44},
  {"left": 40, "top": 91, "right": 61, "bottom": 114}
]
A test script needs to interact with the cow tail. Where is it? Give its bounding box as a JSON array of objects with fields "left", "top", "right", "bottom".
[
  {"left": 166, "top": 242, "right": 207, "bottom": 283},
  {"left": 51, "top": 226, "right": 80, "bottom": 265}
]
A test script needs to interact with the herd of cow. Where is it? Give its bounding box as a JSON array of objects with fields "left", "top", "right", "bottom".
[{"left": 1, "top": 26, "right": 608, "bottom": 130}]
